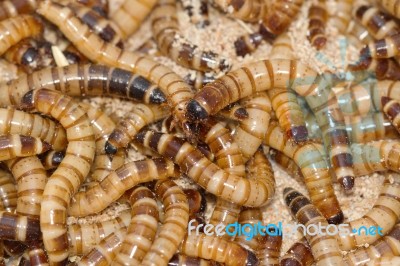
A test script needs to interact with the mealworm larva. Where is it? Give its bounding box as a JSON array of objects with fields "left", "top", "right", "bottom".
[
  {"left": 185, "top": 59, "right": 355, "bottom": 190},
  {"left": 348, "top": 56, "right": 400, "bottom": 81},
  {"left": 270, "top": 150, "right": 303, "bottom": 181},
  {"left": 76, "top": 0, "right": 108, "bottom": 17},
  {"left": 0, "top": 211, "right": 40, "bottom": 242},
  {"left": 234, "top": 32, "right": 263, "bottom": 57},
  {"left": 112, "top": 187, "right": 159, "bottom": 265},
  {"left": 151, "top": 0, "right": 231, "bottom": 72},
  {"left": 109, "top": 0, "right": 157, "bottom": 38},
  {"left": 168, "top": 254, "right": 217, "bottom": 266},
  {"left": 343, "top": 223, "right": 400, "bottom": 266},
  {"left": 330, "top": 0, "right": 353, "bottom": 34},
  {"left": 5, "top": 156, "right": 46, "bottom": 219},
  {"left": 346, "top": 21, "right": 373, "bottom": 48},
  {"left": 336, "top": 172, "right": 400, "bottom": 250},
  {"left": 283, "top": 188, "right": 342, "bottom": 266},
  {"left": 218, "top": 103, "right": 249, "bottom": 121},
  {"left": 0, "top": 0, "right": 37, "bottom": 20},
  {"left": 3, "top": 39, "right": 40, "bottom": 72},
  {"left": 184, "top": 189, "right": 206, "bottom": 218},
  {"left": 213, "top": 0, "right": 266, "bottom": 22},
  {"left": 68, "top": 158, "right": 179, "bottom": 216},
  {"left": 259, "top": 0, "right": 304, "bottom": 42},
  {"left": 3, "top": 240, "right": 27, "bottom": 257},
  {"left": 351, "top": 141, "right": 393, "bottom": 176},
  {"left": 361, "top": 33, "right": 400, "bottom": 59},
  {"left": 105, "top": 103, "right": 170, "bottom": 155},
  {"left": 67, "top": 2, "right": 124, "bottom": 48},
  {"left": 181, "top": 0, "right": 210, "bottom": 28},
  {"left": 377, "top": 0, "right": 400, "bottom": 19},
  {"left": 0, "top": 15, "right": 43, "bottom": 56},
  {"left": 382, "top": 96, "right": 400, "bottom": 134},
  {"left": 307, "top": 2, "right": 328, "bottom": 50},
  {"left": 39, "top": 150, "right": 64, "bottom": 170},
  {"left": 180, "top": 233, "right": 258, "bottom": 266},
  {"left": 183, "top": 71, "right": 216, "bottom": 91},
  {"left": 0, "top": 134, "right": 51, "bottom": 161},
  {"left": 0, "top": 64, "right": 167, "bottom": 107},
  {"left": 279, "top": 237, "right": 314, "bottom": 266},
  {"left": 28, "top": 243, "right": 48, "bottom": 266},
  {"left": 264, "top": 121, "right": 343, "bottom": 224},
  {"left": 20, "top": 88, "right": 96, "bottom": 264},
  {"left": 68, "top": 210, "right": 131, "bottom": 256},
  {"left": 0, "top": 107, "right": 67, "bottom": 151},
  {"left": 135, "top": 130, "right": 275, "bottom": 207},
  {"left": 0, "top": 169, "right": 17, "bottom": 212},
  {"left": 141, "top": 179, "right": 189, "bottom": 266},
  {"left": 37, "top": 1, "right": 194, "bottom": 128}
]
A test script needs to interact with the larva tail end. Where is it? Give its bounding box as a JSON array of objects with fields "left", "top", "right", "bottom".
[
  {"left": 245, "top": 250, "right": 259, "bottom": 266},
  {"left": 234, "top": 107, "right": 249, "bottom": 120},
  {"left": 105, "top": 141, "right": 118, "bottom": 155},
  {"left": 20, "top": 90, "right": 35, "bottom": 110},
  {"left": 52, "top": 151, "right": 65, "bottom": 165},
  {"left": 186, "top": 100, "right": 209, "bottom": 121},
  {"left": 289, "top": 126, "right": 308, "bottom": 143},
  {"left": 327, "top": 211, "right": 344, "bottom": 224},
  {"left": 340, "top": 176, "right": 355, "bottom": 191}
]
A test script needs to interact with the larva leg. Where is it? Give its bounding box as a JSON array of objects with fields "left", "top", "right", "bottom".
[
  {"left": 0, "top": 64, "right": 167, "bottom": 107},
  {"left": 0, "top": 0, "right": 37, "bottom": 20},
  {"left": 135, "top": 130, "right": 276, "bottom": 207},
  {"left": 0, "top": 107, "right": 67, "bottom": 151},
  {"left": 181, "top": 0, "right": 210, "bottom": 28},
  {"left": 37, "top": 1, "right": 194, "bottom": 128},
  {"left": 152, "top": 0, "right": 231, "bottom": 72},
  {"left": 213, "top": 0, "right": 266, "bottom": 22},
  {"left": 264, "top": 121, "right": 343, "bottom": 224},
  {"left": 20, "top": 88, "right": 96, "bottom": 264},
  {"left": 112, "top": 187, "right": 159, "bottom": 265},
  {"left": 279, "top": 237, "right": 314, "bottom": 266},
  {"left": 0, "top": 134, "right": 51, "bottom": 161},
  {"left": 0, "top": 169, "right": 17, "bottom": 212},
  {"left": 283, "top": 188, "right": 342, "bottom": 265},
  {"left": 39, "top": 150, "right": 64, "bottom": 170},
  {"left": 109, "top": 0, "right": 157, "bottom": 38},
  {"left": 259, "top": 0, "right": 304, "bottom": 42},
  {"left": 180, "top": 233, "right": 258, "bottom": 266},
  {"left": 68, "top": 158, "right": 179, "bottom": 216},
  {"left": 141, "top": 179, "right": 189, "bottom": 266},
  {"left": 105, "top": 104, "right": 170, "bottom": 155},
  {"left": 377, "top": 0, "right": 400, "bottom": 19},
  {"left": 68, "top": 210, "right": 131, "bottom": 256},
  {"left": 307, "top": 1, "right": 328, "bottom": 50},
  {"left": 168, "top": 254, "right": 217, "bottom": 266},
  {"left": 0, "top": 16, "right": 43, "bottom": 56},
  {"left": 5, "top": 156, "right": 46, "bottom": 219}
]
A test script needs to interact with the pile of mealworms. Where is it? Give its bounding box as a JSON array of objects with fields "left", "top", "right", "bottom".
[{"left": 2, "top": 0, "right": 400, "bottom": 265}]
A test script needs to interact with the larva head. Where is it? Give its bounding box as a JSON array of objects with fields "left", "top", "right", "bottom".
[
  {"left": 186, "top": 100, "right": 209, "bottom": 121},
  {"left": 104, "top": 140, "right": 118, "bottom": 155},
  {"left": 233, "top": 107, "right": 249, "bottom": 120},
  {"left": 20, "top": 90, "right": 35, "bottom": 110}
]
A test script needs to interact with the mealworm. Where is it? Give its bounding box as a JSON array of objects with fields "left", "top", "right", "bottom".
[
  {"left": 3, "top": 240, "right": 27, "bottom": 257},
  {"left": 343, "top": 222, "right": 400, "bottom": 265},
  {"left": 0, "top": 211, "right": 40, "bottom": 242},
  {"left": 180, "top": 233, "right": 258, "bottom": 266},
  {"left": 330, "top": 0, "right": 353, "bottom": 34},
  {"left": 264, "top": 121, "right": 343, "bottom": 224},
  {"left": 184, "top": 189, "right": 206, "bottom": 218},
  {"left": 105, "top": 103, "right": 170, "bottom": 155},
  {"left": 3, "top": 39, "right": 40, "bottom": 73},
  {"left": 279, "top": 237, "right": 314, "bottom": 266},
  {"left": 346, "top": 21, "right": 373, "bottom": 48},
  {"left": 136, "top": 130, "right": 275, "bottom": 207},
  {"left": 0, "top": 15, "right": 43, "bottom": 57},
  {"left": 37, "top": 1, "right": 194, "bottom": 128},
  {"left": 112, "top": 187, "right": 159, "bottom": 265},
  {"left": 0, "top": 134, "right": 51, "bottom": 161},
  {"left": 186, "top": 59, "right": 355, "bottom": 190},
  {"left": 39, "top": 150, "right": 64, "bottom": 170},
  {"left": 5, "top": 156, "right": 46, "bottom": 219},
  {"left": 271, "top": 150, "right": 303, "bottom": 181},
  {"left": 377, "top": 0, "right": 400, "bottom": 19},
  {"left": 0, "top": 169, "right": 17, "bottom": 212},
  {"left": 361, "top": 33, "right": 400, "bottom": 59},
  {"left": 168, "top": 254, "right": 217, "bottom": 266},
  {"left": 20, "top": 88, "right": 96, "bottom": 264},
  {"left": 0, "top": 107, "right": 67, "bottom": 151},
  {"left": 259, "top": 0, "right": 304, "bottom": 42},
  {"left": 152, "top": 0, "right": 231, "bottom": 72},
  {"left": 183, "top": 71, "right": 216, "bottom": 91},
  {"left": 28, "top": 243, "right": 48, "bottom": 266},
  {"left": 67, "top": 2, "right": 124, "bottom": 48},
  {"left": 382, "top": 97, "right": 400, "bottom": 134},
  {"left": 348, "top": 56, "right": 400, "bottom": 81},
  {"left": 181, "top": 0, "right": 210, "bottom": 28},
  {"left": 213, "top": 0, "right": 266, "bottom": 22},
  {"left": 0, "top": 64, "right": 167, "bottom": 107},
  {"left": 141, "top": 179, "right": 189, "bottom": 266},
  {"left": 218, "top": 103, "right": 249, "bottom": 121},
  {"left": 283, "top": 188, "right": 342, "bottom": 265},
  {"left": 68, "top": 210, "right": 131, "bottom": 256},
  {"left": 68, "top": 158, "right": 179, "bottom": 216},
  {"left": 234, "top": 32, "right": 263, "bottom": 57},
  {"left": 307, "top": 2, "right": 328, "bottom": 50},
  {"left": 109, "top": 0, "right": 157, "bottom": 38},
  {"left": 0, "top": 0, "right": 37, "bottom": 20}
]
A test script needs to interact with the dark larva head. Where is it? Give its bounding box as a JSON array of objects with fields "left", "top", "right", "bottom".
[
  {"left": 186, "top": 100, "right": 209, "bottom": 121},
  {"left": 340, "top": 176, "right": 355, "bottom": 191},
  {"left": 234, "top": 107, "right": 249, "bottom": 120},
  {"left": 52, "top": 151, "right": 65, "bottom": 165},
  {"left": 327, "top": 211, "right": 344, "bottom": 225},
  {"left": 104, "top": 141, "right": 117, "bottom": 155},
  {"left": 20, "top": 90, "right": 35, "bottom": 110},
  {"left": 21, "top": 47, "right": 39, "bottom": 65}
]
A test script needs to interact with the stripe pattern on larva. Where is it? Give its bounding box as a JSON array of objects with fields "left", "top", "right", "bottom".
[
  {"left": 279, "top": 237, "right": 314, "bottom": 266},
  {"left": 0, "top": 0, "right": 37, "bottom": 21},
  {"left": 0, "top": 134, "right": 51, "bottom": 161},
  {"left": 0, "top": 107, "right": 67, "bottom": 151},
  {"left": 1, "top": 64, "right": 167, "bottom": 107},
  {"left": 362, "top": 33, "right": 400, "bottom": 59},
  {"left": 378, "top": 0, "right": 400, "bottom": 19},
  {"left": 180, "top": 233, "right": 258, "bottom": 266},
  {"left": 264, "top": 121, "right": 344, "bottom": 224},
  {"left": 307, "top": 2, "right": 328, "bottom": 50},
  {"left": 36, "top": 1, "right": 194, "bottom": 127},
  {"left": 0, "top": 16, "right": 42, "bottom": 56},
  {"left": 27, "top": 244, "right": 48, "bottom": 266},
  {"left": 68, "top": 158, "right": 179, "bottom": 216},
  {"left": 68, "top": 210, "right": 131, "bottom": 256},
  {"left": 141, "top": 179, "right": 189, "bottom": 265},
  {"left": 6, "top": 156, "right": 47, "bottom": 219},
  {"left": 168, "top": 254, "right": 217, "bottom": 266},
  {"left": 283, "top": 188, "right": 342, "bottom": 266},
  {"left": 20, "top": 88, "right": 96, "bottom": 264},
  {"left": 0, "top": 169, "right": 17, "bottom": 212},
  {"left": 113, "top": 187, "right": 159, "bottom": 265},
  {"left": 346, "top": 21, "right": 373, "bottom": 49},
  {"left": 382, "top": 97, "right": 400, "bottom": 135},
  {"left": 135, "top": 130, "right": 275, "bottom": 207},
  {"left": 0, "top": 211, "right": 40, "bottom": 242},
  {"left": 109, "top": 0, "right": 157, "bottom": 38},
  {"left": 152, "top": 0, "right": 231, "bottom": 72}
]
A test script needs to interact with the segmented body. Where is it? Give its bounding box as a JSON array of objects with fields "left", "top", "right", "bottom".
[
  {"left": 381, "top": 97, "right": 400, "bottom": 134},
  {"left": 308, "top": 1, "right": 328, "bottom": 49},
  {"left": 183, "top": 71, "right": 217, "bottom": 91},
  {"left": 20, "top": 88, "right": 96, "bottom": 264},
  {"left": 27, "top": 243, "right": 48, "bottom": 266},
  {"left": 330, "top": 0, "right": 353, "bottom": 34},
  {"left": 39, "top": 150, "right": 64, "bottom": 170},
  {"left": 0, "top": 211, "right": 40, "bottom": 242},
  {"left": 168, "top": 254, "right": 217, "bottom": 266},
  {"left": 283, "top": 188, "right": 342, "bottom": 266},
  {"left": 0, "top": 0, "right": 37, "bottom": 20},
  {"left": 279, "top": 237, "right": 314, "bottom": 266},
  {"left": 234, "top": 32, "right": 263, "bottom": 57},
  {"left": 0, "top": 170, "right": 17, "bottom": 212},
  {"left": 141, "top": 179, "right": 189, "bottom": 266},
  {"left": 377, "top": 0, "right": 400, "bottom": 19},
  {"left": 0, "top": 134, "right": 50, "bottom": 161},
  {"left": 3, "top": 39, "right": 41, "bottom": 73},
  {"left": 271, "top": 150, "right": 303, "bottom": 181},
  {"left": 214, "top": 0, "right": 266, "bottom": 22}
]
